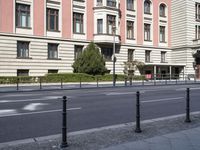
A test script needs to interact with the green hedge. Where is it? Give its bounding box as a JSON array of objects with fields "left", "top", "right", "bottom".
[{"left": 0, "top": 73, "right": 146, "bottom": 84}]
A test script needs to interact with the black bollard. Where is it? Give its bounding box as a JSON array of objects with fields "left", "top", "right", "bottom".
[
  {"left": 61, "top": 78, "right": 63, "bottom": 89},
  {"left": 61, "top": 96, "right": 68, "bottom": 148},
  {"left": 39, "top": 77, "right": 42, "bottom": 90},
  {"left": 16, "top": 78, "right": 19, "bottom": 91},
  {"left": 125, "top": 77, "right": 127, "bottom": 87},
  {"left": 185, "top": 88, "right": 191, "bottom": 123},
  {"left": 80, "top": 77, "right": 82, "bottom": 88},
  {"left": 130, "top": 78, "right": 132, "bottom": 86},
  {"left": 135, "top": 91, "right": 142, "bottom": 133},
  {"left": 97, "top": 77, "right": 99, "bottom": 88}
]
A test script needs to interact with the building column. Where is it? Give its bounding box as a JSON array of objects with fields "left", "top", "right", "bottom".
[
  {"left": 154, "top": 66, "right": 157, "bottom": 80},
  {"left": 169, "top": 66, "right": 172, "bottom": 80}
]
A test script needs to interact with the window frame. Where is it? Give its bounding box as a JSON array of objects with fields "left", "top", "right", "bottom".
[
  {"left": 46, "top": 8, "right": 59, "bottom": 31},
  {"left": 73, "top": 12, "right": 84, "bottom": 34},
  {"left": 107, "top": 15, "right": 116, "bottom": 35},
  {"left": 144, "top": 23, "right": 151, "bottom": 41},
  {"left": 144, "top": 0, "right": 151, "bottom": 14},
  {"left": 161, "top": 51, "right": 166, "bottom": 63},
  {"left": 159, "top": 26, "right": 166, "bottom": 42},
  {"left": 16, "top": 3, "right": 31, "bottom": 28},
  {"left": 127, "top": 0, "right": 134, "bottom": 11},
  {"left": 101, "top": 47, "right": 113, "bottom": 61},
  {"left": 127, "top": 21, "right": 134, "bottom": 39},
  {"left": 17, "top": 41, "right": 30, "bottom": 58},
  {"left": 159, "top": 4, "right": 166, "bottom": 17},
  {"left": 48, "top": 43, "right": 59, "bottom": 59},
  {"left": 74, "top": 45, "right": 83, "bottom": 60},
  {"left": 145, "top": 50, "right": 151, "bottom": 63},
  {"left": 97, "top": 19, "right": 103, "bottom": 34},
  {"left": 128, "top": 49, "right": 134, "bottom": 62}
]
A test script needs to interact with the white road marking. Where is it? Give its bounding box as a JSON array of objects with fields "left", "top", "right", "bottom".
[
  {"left": 176, "top": 87, "right": 200, "bottom": 91},
  {"left": 23, "top": 103, "right": 48, "bottom": 111},
  {"left": 105, "top": 91, "right": 145, "bottom": 96},
  {"left": 0, "top": 93, "right": 43, "bottom": 98},
  {"left": 141, "top": 97, "right": 184, "bottom": 103},
  {"left": 0, "top": 107, "right": 82, "bottom": 118},
  {"left": 0, "top": 97, "right": 60, "bottom": 103},
  {"left": 0, "top": 109, "right": 17, "bottom": 115}
]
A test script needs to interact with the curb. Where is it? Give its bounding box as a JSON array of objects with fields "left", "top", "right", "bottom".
[{"left": 1, "top": 111, "right": 200, "bottom": 148}]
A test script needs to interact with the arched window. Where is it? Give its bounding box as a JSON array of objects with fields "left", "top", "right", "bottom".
[
  {"left": 159, "top": 4, "right": 166, "bottom": 17},
  {"left": 144, "top": 0, "right": 151, "bottom": 14}
]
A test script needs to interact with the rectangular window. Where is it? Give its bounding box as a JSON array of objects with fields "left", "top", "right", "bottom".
[
  {"left": 160, "top": 26, "right": 166, "bottom": 42},
  {"left": 101, "top": 47, "right": 113, "bottom": 61},
  {"left": 47, "top": 8, "right": 59, "bottom": 31},
  {"left": 74, "top": 45, "right": 83, "bottom": 60},
  {"left": 107, "top": 15, "right": 116, "bottom": 34},
  {"left": 127, "top": 0, "right": 134, "bottom": 10},
  {"left": 127, "top": 21, "right": 134, "bottom": 39},
  {"left": 196, "top": 3, "right": 200, "bottom": 20},
  {"left": 161, "top": 51, "right": 166, "bottom": 63},
  {"left": 17, "top": 69, "right": 29, "bottom": 76},
  {"left": 48, "top": 43, "right": 58, "bottom": 59},
  {"left": 97, "top": 19, "right": 103, "bottom": 34},
  {"left": 48, "top": 70, "right": 58, "bottom": 74},
  {"left": 144, "top": 24, "right": 151, "bottom": 41},
  {"left": 128, "top": 49, "right": 134, "bottom": 62},
  {"left": 97, "top": 0, "right": 103, "bottom": 6},
  {"left": 145, "top": 50, "right": 151, "bottom": 62},
  {"left": 17, "top": 41, "right": 29, "bottom": 58},
  {"left": 16, "top": 3, "right": 30, "bottom": 28},
  {"left": 195, "top": 25, "right": 200, "bottom": 39},
  {"left": 107, "top": 0, "right": 116, "bottom": 7},
  {"left": 73, "top": 13, "right": 84, "bottom": 33}
]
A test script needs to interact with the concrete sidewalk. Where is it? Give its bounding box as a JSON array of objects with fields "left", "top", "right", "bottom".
[
  {"left": 1, "top": 113, "right": 200, "bottom": 150},
  {"left": 102, "top": 126, "right": 200, "bottom": 150}
]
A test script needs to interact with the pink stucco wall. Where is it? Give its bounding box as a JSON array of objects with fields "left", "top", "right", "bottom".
[
  {"left": 87, "top": 1, "right": 94, "bottom": 41},
  {"left": 62, "top": 0, "right": 72, "bottom": 39},
  {"left": 153, "top": 0, "right": 171, "bottom": 47},
  {"left": 0, "top": 0, "right": 13, "bottom": 33},
  {"left": 153, "top": 0, "right": 159, "bottom": 47},
  {"left": 137, "top": 0, "right": 143, "bottom": 45},
  {"left": 120, "top": 0, "right": 126, "bottom": 44},
  {"left": 34, "top": 0, "right": 45, "bottom": 36}
]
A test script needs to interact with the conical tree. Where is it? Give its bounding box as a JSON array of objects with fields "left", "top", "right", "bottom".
[{"left": 72, "top": 42, "right": 107, "bottom": 75}]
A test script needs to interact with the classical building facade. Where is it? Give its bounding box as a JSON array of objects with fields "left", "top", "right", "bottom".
[{"left": 0, "top": 0, "right": 195, "bottom": 78}]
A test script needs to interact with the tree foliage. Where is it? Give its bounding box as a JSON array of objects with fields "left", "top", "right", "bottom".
[
  {"left": 123, "top": 60, "right": 145, "bottom": 77},
  {"left": 72, "top": 42, "right": 107, "bottom": 75}
]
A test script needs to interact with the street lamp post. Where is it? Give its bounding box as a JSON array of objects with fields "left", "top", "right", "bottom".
[{"left": 113, "top": 26, "right": 116, "bottom": 87}]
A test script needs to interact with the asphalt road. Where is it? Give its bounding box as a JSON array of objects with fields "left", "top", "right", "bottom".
[{"left": 0, "top": 84, "right": 200, "bottom": 143}]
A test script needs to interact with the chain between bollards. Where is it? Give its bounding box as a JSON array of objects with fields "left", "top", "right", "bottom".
[
  {"left": 135, "top": 91, "right": 142, "bottom": 133},
  {"left": 185, "top": 88, "right": 191, "bottom": 123},
  {"left": 60, "top": 96, "right": 68, "bottom": 148}
]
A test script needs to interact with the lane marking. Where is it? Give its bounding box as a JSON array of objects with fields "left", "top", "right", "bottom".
[
  {"left": 0, "top": 107, "right": 82, "bottom": 118},
  {"left": 0, "top": 97, "right": 60, "bottom": 103},
  {"left": 176, "top": 87, "right": 200, "bottom": 91},
  {"left": 0, "top": 93, "right": 43, "bottom": 98},
  {"left": 105, "top": 91, "right": 145, "bottom": 96},
  {"left": 23, "top": 103, "right": 48, "bottom": 111},
  {"left": 141, "top": 97, "right": 184, "bottom": 103},
  {"left": 0, "top": 109, "right": 17, "bottom": 115}
]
